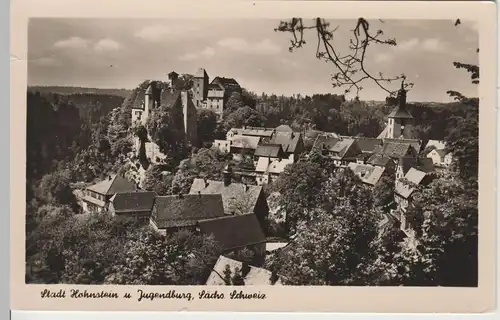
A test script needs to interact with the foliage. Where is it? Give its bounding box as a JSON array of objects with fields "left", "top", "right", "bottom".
[
  {"left": 26, "top": 211, "right": 222, "bottom": 285},
  {"left": 196, "top": 109, "right": 218, "bottom": 146},
  {"left": 223, "top": 106, "right": 267, "bottom": 131},
  {"left": 142, "top": 164, "right": 174, "bottom": 196}
]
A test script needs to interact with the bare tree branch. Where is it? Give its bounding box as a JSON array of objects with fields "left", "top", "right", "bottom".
[{"left": 275, "top": 17, "right": 413, "bottom": 98}]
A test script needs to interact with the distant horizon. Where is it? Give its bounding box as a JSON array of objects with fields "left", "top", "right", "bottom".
[
  {"left": 27, "top": 83, "right": 471, "bottom": 104},
  {"left": 28, "top": 18, "right": 478, "bottom": 103}
]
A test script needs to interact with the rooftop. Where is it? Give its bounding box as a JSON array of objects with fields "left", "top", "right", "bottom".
[
  {"left": 153, "top": 193, "right": 225, "bottom": 229},
  {"left": 110, "top": 191, "right": 157, "bottom": 213},
  {"left": 198, "top": 213, "right": 266, "bottom": 252},
  {"left": 205, "top": 255, "right": 283, "bottom": 285},
  {"left": 189, "top": 178, "right": 263, "bottom": 215},
  {"left": 86, "top": 174, "right": 137, "bottom": 196}
]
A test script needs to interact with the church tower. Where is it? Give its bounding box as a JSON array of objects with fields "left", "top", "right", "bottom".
[{"left": 384, "top": 84, "right": 414, "bottom": 139}]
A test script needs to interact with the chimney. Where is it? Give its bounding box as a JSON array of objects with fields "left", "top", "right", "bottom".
[
  {"left": 223, "top": 165, "right": 232, "bottom": 187},
  {"left": 203, "top": 178, "right": 209, "bottom": 188},
  {"left": 243, "top": 184, "right": 249, "bottom": 192},
  {"left": 198, "top": 191, "right": 201, "bottom": 197}
]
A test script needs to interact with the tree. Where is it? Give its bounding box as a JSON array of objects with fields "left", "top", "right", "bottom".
[
  {"left": 403, "top": 175, "right": 478, "bottom": 286},
  {"left": 35, "top": 170, "right": 78, "bottom": 210},
  {"left": 223, "top": 106, "right": 267, "bottom": 131},
  {"left": 275, "top": 18, "right": 412, "bottom": 98},
  {"left": 196, "top": 109, "right": 218, "bottom": 146},
  {"left": 142, "top": 165, "right": 174, "bottom": 196},
  {"left": 224, "top": 91, "right": 245, "bottom": 114},
  {"left": 272, "top": 151, "right": 335, "bottom": 235},
  {"left": 372, "top": 161, "right": 396, "bottom": 208},
  {"left": 272, "top": 205, "right": 381, "bottom": 285}
]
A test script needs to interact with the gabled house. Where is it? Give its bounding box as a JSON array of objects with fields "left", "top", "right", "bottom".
[
  {"left": 108, "top": 190, "right": 157, "bottom": 221},
  {"left": 253, "top": 144, "right": 285, "bottom": 162},
  {"left": 394, "top": 168, "right": 433, "bottom": 229},
  {"left": 427, "top": 149, "right": 453, "bottom": 168},
  {"left": 189, "top": 170, "right": 270, "bottom": 234},
  {"left": 366, "top": 153, "right": 393, "bottom": 168},
  {"left": 269, "top": 131, "right": 305, "bottom": 162},
  {"left": 317, "top": 137, "right": 362, "bottom": 167},
  {"left": 197, "top": 213, "right": 267, "bottom": 258},
  {"left": 228, "top": 135, "right": 261, "bottom": 161},
  {"left": 81, "top": 174, "right": 137, "bottom": 213},
  {"left": 150, "top": 193, "right": 226, "bottom": 236},
  {"left": 205, "top": 255, "right": 283, "bottom": 285},
  {"left": 255, "top": 157, "right": 293, "bottom": 185},
  {"left": 227, "top": 126, "right": 275, "bottom": 140},
  {"left": 347, "top": 162, "right": 386, "bottom": 187}
]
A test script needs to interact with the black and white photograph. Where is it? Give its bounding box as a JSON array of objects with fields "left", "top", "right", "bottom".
[{"left": 23, "top": 15, "right": 482, "bottom": 290}]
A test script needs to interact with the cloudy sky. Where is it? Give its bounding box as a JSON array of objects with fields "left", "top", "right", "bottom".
[{"left": 28, "top": 18, "right": 478, "bottom": 102}]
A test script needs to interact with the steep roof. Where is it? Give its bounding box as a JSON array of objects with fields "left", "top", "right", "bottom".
[
  {"left": 267, "top": 159, "right": 293, "bottom": 174},
  {"left": 312, "top": 133, "right": 340, "bottom": 151},
  {"left": 205, "top": 255, "right": 283, "bottom": 285},
  {"left": 198, "top": 214, "right": 266, "bottom": 251},
  {"left": 379, "top": 141, "right": 414, "bottom": 159},
  {"left": 131, "top": 89, "right": 146, "bottom": 110},
  {"left": 110, "top": 191, "right": 157, "bottom": 213},
  {"left": 159, "top": 90, "right": 181, "bottom": 109},
  {"left": 425, "top": 139, "right": 446, "bottom": 150},
  {"left": 388, "top": 105, "right": 414, "bottom": 119},
  {"left": 395, "top": 168, "right": 427, "bottom": 199},
  {"left": 86, "top": 174, "right": 137, "bottom": 196},
  {"left": 211, "top": 77, "right": 241, "bottom": 91},
  {"left": 254, "top": 144, "right": 283, "bottom": 158},
  {"left": 189, "top": 179, "right": 263, "bottom": 215},
  {"left": 354, "top": 137, "right": 383, "bottom": 153},
  {"left": 168, "top": 71, "right": 179, "bottom": 76},
  {"left": 416, "top": 157, "right": 435, "bottom": 173},
  {"left": 275, "top": 124, "right": 293, "bottom": 132},
  {"left": 153, "top": 194, "right": 225, "bottom": 229},
  {"left": 230, "top": 135, "right": 261, "bottom": 150},
  {"left": 383, "top": 138, "right": 421, "bottom": 153},
  {"left": 367, "top": 154, "right": 392, "bottom": 167},
  {"left": 269, "top": 131, "right": 302, "bottom": 154},
  {"left": 347, "top": 163, "right": 385, "bottom": 186}
]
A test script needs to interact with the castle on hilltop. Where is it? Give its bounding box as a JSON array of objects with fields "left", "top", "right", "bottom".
[{"left": 191, "top": 68, "right": 242, "bottom": 121}]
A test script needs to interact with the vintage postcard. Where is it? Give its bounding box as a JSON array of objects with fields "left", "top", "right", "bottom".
[{"left": 10, "top": 0, "right": 497, "bottom": 314}]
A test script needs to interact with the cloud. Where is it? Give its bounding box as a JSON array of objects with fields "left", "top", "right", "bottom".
[
  {"left": 94, "top": 38, "right": 121, "bottom": 53},
  {"left": 135, "top": 24, "right": 199, "bottom": 42},
  {"left": 396, "top": 38, "right": 419, "bottom": 51},
  {"left": 421, "top": 38, "right": 447, "bottom": 52},
  {"left": 30, "top": 57, "right": 63, "bottom": 67},
  {"left": 53, "top": 37, "right": 90, "bottom": 49},
  {"left": 217, "top": 38, "right": 281, "bottom": 55},
  {"left": 395, "top": 37, "right": 448, "bottom": 53},
  {"left": 178, "top": 46, "right": 216, "bottom": 61},
  {"left": 373, "top": 52, "right": 391, "bottom": 63}
]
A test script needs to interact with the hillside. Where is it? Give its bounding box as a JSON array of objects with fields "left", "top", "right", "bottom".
[{"left": 28, "top": 85, "right": 133, "bottom": 98}]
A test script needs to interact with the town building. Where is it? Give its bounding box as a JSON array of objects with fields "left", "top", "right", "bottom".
[
  {"left": 191, "top": 68, "right": 242, "bottom": 120},
  {"left": 130, "top": 80, "right": 198, "bottom": 165},
  {"left": 205, "top": 255, "right": 283, "bottom": 285},
  {"left": 427, "top": 148, "right": 453, "bottom": 168},
  {"left": 393, "top": 167, "right": 433, "bottom": 233},
  {"left": 347, "top": 162, "right": 386, "bottom": 187},
  {"left": 189, "top": 168, "right": 270, "bottom": 234},
  {"left": 81, "top": 174, "right": 137, "bottom": 214},
  {"left": 377, "top": 85, "right": 415, "bottom": 139},
  {"left": 150, "top": 193, "right": 226, "bottom": 236},
  {"left": 108, "top": 190, "right": 157, "bottom": 221},
  {"left": 197, "top": 213, "right": 267, "bottom": 259}
]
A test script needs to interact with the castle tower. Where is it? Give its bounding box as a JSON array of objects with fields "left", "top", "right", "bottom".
[
  {"left": 167, "top": 71, "right": 179, "bottom": 89},
  {"left": 385, "top": 85, "right": 414, "bottom": 139},
  {"left": 192, "top": 68, "right": 209, "bottom": 107},
  {"left": 142, "top": 81, "right": 154, "bottom": 127}
]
